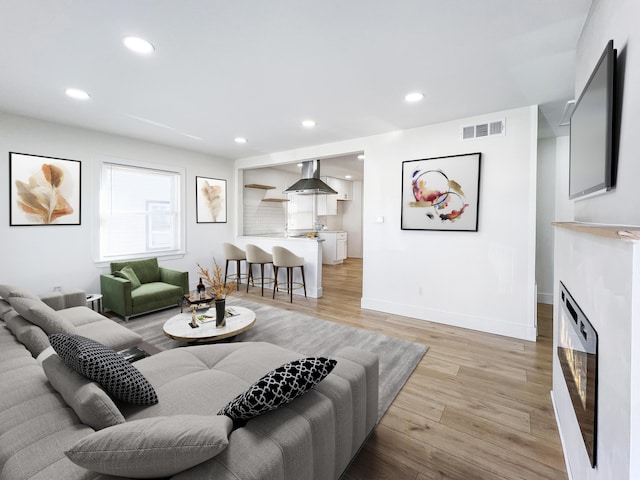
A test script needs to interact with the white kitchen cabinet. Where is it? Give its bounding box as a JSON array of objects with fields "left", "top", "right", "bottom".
[
  {"left": 316, "top": 194, "right": 338, "bottom": 216},
  {"left": 324, "top": 177, "right": 353, "bottom": 201},
  {"left": 337, "top": 234, "right": 347, "bottom": 261},
  {"left": 318, "top": 231, "right": 348, "bottom": 264}
]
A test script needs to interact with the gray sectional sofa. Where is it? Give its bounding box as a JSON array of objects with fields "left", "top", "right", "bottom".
[
  {"left": 0, "top": 285, "right": 141, "bottom": 356},
  {"left": 0, "top": 286, "right": 379, "bottom": 480}
]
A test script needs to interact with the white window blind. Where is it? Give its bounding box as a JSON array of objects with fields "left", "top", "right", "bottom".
[{"left": 100, "top": 162, "right": 182, "bottom": 260}]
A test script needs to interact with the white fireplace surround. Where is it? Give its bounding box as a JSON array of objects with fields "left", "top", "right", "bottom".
[{"left": 552, "top": 222, "right": 640, "bottom": 480}]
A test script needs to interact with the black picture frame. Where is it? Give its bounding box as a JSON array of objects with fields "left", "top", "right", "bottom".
[
  {"left": 9, "top": 152, "right": 81, "bottom": 226},
  {"left": 401, "top": 152, "right": 481, "bottom": 231},
  {"left": 196, "top": 176, "right": 227, "bottom": 223}
]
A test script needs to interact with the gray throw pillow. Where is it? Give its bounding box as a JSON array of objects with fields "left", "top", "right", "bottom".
[
  {"left": 8, "top": 296, "right": 76, "bottom": 335},
  {"left": 49, "top": 333, "right": 158, "bottom": 405},
  {"left": 218, "top": 357, "right": 337, "bottom": 422},
  {"left": 0, "top": 284, "right": 39, "bottom": 300},
  {"left": 3, "top": 310, "right": 50, "bottom": 356},
  {"left": 43, "top": 354, "right": 125, "bottom": 430},
  {"left": 65, "top": 415, "right": 232, "bottom": 478}
]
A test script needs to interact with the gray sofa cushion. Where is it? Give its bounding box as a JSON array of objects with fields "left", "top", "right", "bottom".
[
  {"left": 42, "top": 354, "right": 125, "bottom": 430},
  {"left": 0, "top": 299, "right": 13, "bottom": 318},
  {"left": 75, "top": 319, "right": 142, "bottom": 351},
  {"left": 3, "top": 310, "right": 50, "bottom": 357},
  {"left": 8, "top": 297, "right": 75, "bottom": 335},
  {"left": 59, "top": 306, "right": 106, "bottom": 327},
  {"left": 218, "top": 357, "right": 337, "bottom": 422},
  {"left": 39, "top": 289, "right": 87, "bottom": 310},
  {"left": 65, "top": 415, "right": 232, "bottom": 478},
  {"left": 0, "top": 284, "right": 39, "bottom": 300},
  {"left": 50, "top": 334, "right": 158, "bottom": 405},
  {"left": 58, "top": 306, "right": 142, "bottom": 350}
]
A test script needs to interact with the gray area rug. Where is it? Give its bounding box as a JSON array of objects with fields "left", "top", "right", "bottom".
[{"left": 121, "top": 298, "right": 428, "bottom": 420}]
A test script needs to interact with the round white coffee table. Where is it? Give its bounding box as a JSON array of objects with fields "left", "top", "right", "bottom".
[{"left": 162, "top": 306, "right": 255, "bottom": 344}]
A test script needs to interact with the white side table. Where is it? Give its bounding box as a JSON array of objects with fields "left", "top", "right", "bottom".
[{"left": 86, "top": 294, "right": 103, "bottom": 313}]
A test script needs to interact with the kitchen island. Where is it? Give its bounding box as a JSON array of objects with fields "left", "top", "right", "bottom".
[{"left": 234, "top": 235, "right": 324, "bottom": 298}]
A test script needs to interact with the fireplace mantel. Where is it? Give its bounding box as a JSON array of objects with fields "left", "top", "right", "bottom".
[
  {"left": 552, "top": 221, "right": 640, "bottom": 240},
  {"left": 552, "top": 223, "right": 640, "bottom": 479}
]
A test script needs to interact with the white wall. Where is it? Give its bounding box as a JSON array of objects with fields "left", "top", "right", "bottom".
[
  {"left": 537, "top": 138, "right": 558, "bottom": 304},
  {"left": 237, "top": 105, "right": 539, "bottom": 341},
  {"left": 573, "top": 0, "right": 640, "bottom": 224},
  {"left": 555, "top": 136, "right": 573, "bottom": 222},
  {"left": 0, "top": 111, "right": 235, "bottom": 295}
]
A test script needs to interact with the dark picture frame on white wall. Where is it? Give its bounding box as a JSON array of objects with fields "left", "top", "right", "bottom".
[
  {"left": 401, "top": 152, "right": 481, "bottom": 231},
  {"left": 9, "top": 152, "right": 81, "bottom": 226}
]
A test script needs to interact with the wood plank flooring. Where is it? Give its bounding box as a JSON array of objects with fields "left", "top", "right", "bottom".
[{"left": 233, "top": 258, "right": 566, "bottom": 480}]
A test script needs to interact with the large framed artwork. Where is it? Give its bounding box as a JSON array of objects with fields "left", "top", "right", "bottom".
[
  {"left": 401, "top": 152, "right": 481, "bottom": 231},
  {"left": 196, "top": 176, "right": 227, "bottom": 223},
  {"left": 9, "top": 152, "right": 81, "bottom": 226}
]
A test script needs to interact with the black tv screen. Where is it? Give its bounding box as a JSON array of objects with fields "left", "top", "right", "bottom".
[{"left": 569, "top": 40, "right": 615, "bottom": 200}]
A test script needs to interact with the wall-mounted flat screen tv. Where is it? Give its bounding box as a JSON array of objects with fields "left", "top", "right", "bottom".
[{"left": 569, "top": 40, "right": 616, "bottom": 200}]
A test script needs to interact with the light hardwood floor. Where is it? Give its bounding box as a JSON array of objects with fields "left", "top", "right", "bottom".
[{"left": 234, "top": 258, "right": 566, "bottom": 480}]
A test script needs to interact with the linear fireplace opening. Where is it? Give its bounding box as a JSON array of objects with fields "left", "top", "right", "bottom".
[{"left": 557, "top": 281, "right": 598, "bottom": 467}]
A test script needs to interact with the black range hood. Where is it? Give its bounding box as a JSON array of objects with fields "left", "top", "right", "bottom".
[{"left": 283, "top": 160, "right": 337, "bottom": 195}]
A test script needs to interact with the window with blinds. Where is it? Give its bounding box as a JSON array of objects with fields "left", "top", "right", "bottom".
[{"left": 100, "top": 162, "right": 183, "bottom": 260}]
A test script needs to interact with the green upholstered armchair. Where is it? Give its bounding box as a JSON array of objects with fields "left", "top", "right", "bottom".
[{"left": 100, "top": 257, "right": 189, "bottom": 321}]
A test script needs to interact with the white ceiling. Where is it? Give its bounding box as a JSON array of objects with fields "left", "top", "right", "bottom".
[{"left": 0, "top": 1, "right": 590, "bottom": 162}]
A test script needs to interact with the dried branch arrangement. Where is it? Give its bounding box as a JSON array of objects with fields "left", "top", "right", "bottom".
[{"left": 196, "top": 258, "right": 236, "bottom": 299}]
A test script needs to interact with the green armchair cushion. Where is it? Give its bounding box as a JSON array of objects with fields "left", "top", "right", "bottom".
[
  {"left": 113, "top": 266, "right": 141, "bottom": 290},
  {"left": 110, "top": 257, "right": 160, "bottom": 284}
]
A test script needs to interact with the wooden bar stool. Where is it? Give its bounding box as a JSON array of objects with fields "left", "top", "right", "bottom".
[
  {"left": 245, "top": 244, "right": 274, "bottom": 296},
  {"left": 272, "top": 246, "right": 307, "bottom": 303},
  {"left": 223, "top": 243, "right": 247, "bottom": 290}
]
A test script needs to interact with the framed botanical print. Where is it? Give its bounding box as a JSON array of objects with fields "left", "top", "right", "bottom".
[
  {"left": 9, "top": 152, "right": 81, "bottom": 226},
  {"left": 196, "top": 176, "right": 227, "bottom": 223},
  {"left": 401, "top": 152, "right": 481, "bottom": 231}
]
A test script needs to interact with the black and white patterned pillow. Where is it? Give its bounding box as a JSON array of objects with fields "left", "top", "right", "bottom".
[
  {"left": 49, "top": 334, "right": 158, "bottom": 405},
  {"left": 218, "top": 357, "right": 336, "bottom": 421}
]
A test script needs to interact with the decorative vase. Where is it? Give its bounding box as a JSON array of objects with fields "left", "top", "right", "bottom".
[
  {"left": 190, "top": 306, "right": 198, "bottom": 328},
  {"left": 215, "top": 298, "right": 226, "bottom": 327}
]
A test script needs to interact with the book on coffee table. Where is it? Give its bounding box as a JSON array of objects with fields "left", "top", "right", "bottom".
[{"left": 117, "top": 345, "right": 150, "bottom": 363}]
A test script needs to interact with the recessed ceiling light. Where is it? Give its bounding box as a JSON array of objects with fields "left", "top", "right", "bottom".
[
  {"left": 301, "top": 120, "right": 316, "bottom": 128},
  {"left": 234, "top": 137, "right": 248, "bottom": 144},
  {"left": 65, "top": 88, "right": 91, "bottom": 100},
  {"left": 345, "top": 175, "right": 352, "bottom": 179},
  {"left": 297, "top": 163, "right": 303, "bottom": 167},
  {"left": 357, "top": 154, "right": 365, "bottom": 160},
  {"left": 122, "top": 36, "right": 155, "bottom": 54},
  {"left": 405, "top": 92, "right": 424, "bottom": 102}
]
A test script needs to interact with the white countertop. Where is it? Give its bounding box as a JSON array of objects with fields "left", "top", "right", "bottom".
[{"left": 239, "top": 233, "right": 325, "bottom": 242}]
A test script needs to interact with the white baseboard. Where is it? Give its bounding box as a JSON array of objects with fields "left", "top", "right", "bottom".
[
  {"left": 550, "top": 390, "right": 573, "bottom": 480},
  {"left": 360, "top": 297, "right": 537, "bottom": 341},
  {"left": 537, "top": 292, "right": 554, "bottom": 304}
]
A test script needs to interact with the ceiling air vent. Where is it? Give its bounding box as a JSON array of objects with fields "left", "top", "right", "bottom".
[{"left": 461, "top": 119, "right": 506, "bottom": 140}]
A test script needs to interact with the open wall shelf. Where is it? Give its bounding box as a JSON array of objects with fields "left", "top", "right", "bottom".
[{"left": 244, "top": 184, "right": 275, "bottom": 190}]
